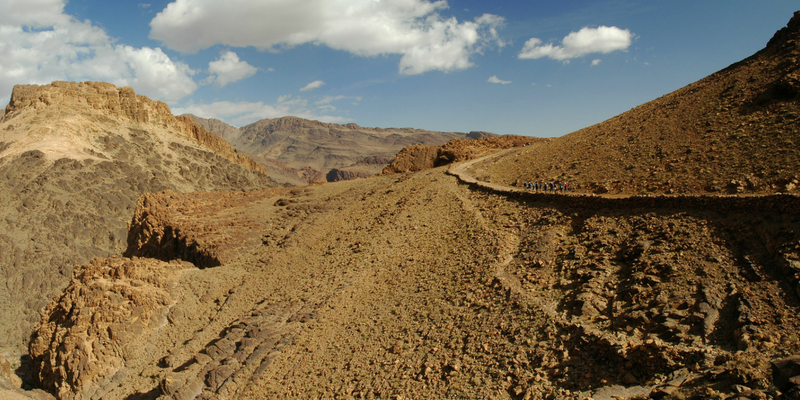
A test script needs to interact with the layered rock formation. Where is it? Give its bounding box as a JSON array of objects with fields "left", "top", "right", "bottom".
[
  {"left": 0, "top": 81, "right": 277, "bottom": 355},
  {"left": 189, "top": 114, "right": 472, "bottom": 185}
]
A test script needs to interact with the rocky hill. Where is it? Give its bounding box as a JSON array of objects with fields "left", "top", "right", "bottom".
[
  {"left": 0, "top": 81, "right": 277, "bottom": 359},
  {"left": 477, "top": 11, "right": 800, "bottom": 195},
  {"left": 189, "top": 115, "right": 470, "bottom": 185}
]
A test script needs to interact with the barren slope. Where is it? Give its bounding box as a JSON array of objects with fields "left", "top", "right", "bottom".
[
  {"left": 0, "top": 81, "right": 277, "bottom": 356},
  {"left": 480, "top": 11, "right": 800, "bottom": 195},
  {"left": 28, "top": 162, "right": 800, "bottom": 399}
]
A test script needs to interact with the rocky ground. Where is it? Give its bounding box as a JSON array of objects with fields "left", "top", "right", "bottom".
[{"left": 20, "top": 160, "right": 800, "bottom": 399}]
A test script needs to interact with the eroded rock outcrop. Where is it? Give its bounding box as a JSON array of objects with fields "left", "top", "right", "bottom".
[{"left": 29, "top": 257, "right": 194, "bottom": 400}]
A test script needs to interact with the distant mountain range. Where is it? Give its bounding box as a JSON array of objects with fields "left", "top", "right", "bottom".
[{"left": 187, "top": 114, "right": 497, "bottom": 185}]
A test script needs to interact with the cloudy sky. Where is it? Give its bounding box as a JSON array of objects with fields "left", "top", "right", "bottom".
[{"left": 0, "top": 1, "right": 795, "bottom": 136}]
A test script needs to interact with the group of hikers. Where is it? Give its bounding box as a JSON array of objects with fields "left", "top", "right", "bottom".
[{"left": 521, "top": 181, "right": 569, "bottom": 193}]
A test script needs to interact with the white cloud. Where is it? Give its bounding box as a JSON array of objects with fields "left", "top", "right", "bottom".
[
  {"left": 0, "top": 0, "right": 197, "bottom": 104},
  {"left": 149, "top": 0, "right": 505, "bottom": 75},
  {"left": 518, "top": 26, "right": 633, "bottom": 61},
  {"left": 314, "top": 94, "right": 361, "bottom": 111},
  {"left": 204, "top": 50, "right": 257, "bottom": 87},
  {"left": 487, "top": 75, "right": 510, "bottom": 85},
  {"left": 300, "top": 80, "right": 325, "bottom": 91},
  {"left": 0, "top": 0, "right": 67, "bottom": 27},
  {"left": 316, "top": 95, "right": 346, "bottom": 105},
  {"left": 591, "top": 59, "right": 601, "bottom": 66},
  {"left": 172, "top": 95, "right": 349, "bottom": 126}
]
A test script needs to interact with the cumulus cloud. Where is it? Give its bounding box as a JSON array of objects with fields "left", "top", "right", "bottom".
[
  {"left": 518, "top": 26, "right": 633, "bottom": 61},
  {"left": 172, "top": 95, "right": 349, "bottom": 126},
  {"left": 300, "top": 80, "right": 325, "bottom": 91},
  {"left": 487, "top": 75, "right": 510, "bottom": 85},
  {"left": 591, "top": 59, "right": 601, "bottom": 66},
  {"left": 203, "top": 51, "right": 257, "bottom": 87},
  {"left": 149, "top": 0, "right": 505, "bottom": 75},
  {"left": 0, "top": 0, "right": 197, "bottom": 104}
]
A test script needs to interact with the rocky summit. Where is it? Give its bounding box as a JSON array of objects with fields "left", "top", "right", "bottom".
[{"left": 2, "top": 11, "right": 800, "bottom": 400}]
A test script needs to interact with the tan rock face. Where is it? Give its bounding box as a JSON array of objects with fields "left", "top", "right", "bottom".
[
  {"left": 4, "top": 82, "right": 173, "bottom": 127},
  {"left": 3, "top": 82, "right": 266, "bottom": 176},
  {"left": 29, "top": 257, "right": 193, "bottom": 400}
]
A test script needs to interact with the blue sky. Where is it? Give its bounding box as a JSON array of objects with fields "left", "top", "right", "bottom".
[{"left": 0, "top": 1, "right": 796, "bottom": 137}]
